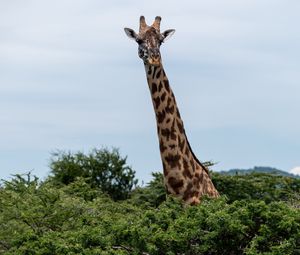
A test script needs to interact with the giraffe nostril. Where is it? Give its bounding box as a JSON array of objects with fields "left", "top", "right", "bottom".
[{"left": 151, "top": 52, "right": 160, "bottom": 59}]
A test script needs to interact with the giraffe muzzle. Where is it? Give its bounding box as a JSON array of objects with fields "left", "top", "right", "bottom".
[
  {"left": 148, "top": 51, "right": 161, "bottom": 66},
  {"left": 148, "top": 57, "right": 161, "bottom": 66}
]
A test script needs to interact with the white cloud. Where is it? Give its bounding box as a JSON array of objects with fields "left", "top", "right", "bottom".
[{"left": 290, "top": 167, "right": 300, "bottom": 176}]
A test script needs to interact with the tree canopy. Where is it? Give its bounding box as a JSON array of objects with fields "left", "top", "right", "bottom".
[{"left": 49, "top": 148, "right": 138, "bottom": 200}]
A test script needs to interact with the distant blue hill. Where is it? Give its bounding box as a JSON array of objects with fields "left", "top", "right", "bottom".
[{"left": 219, "top": 166, "right": 299, "bottom": 178}]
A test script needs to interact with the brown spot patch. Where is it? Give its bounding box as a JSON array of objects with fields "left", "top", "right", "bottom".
[
  {"left": 183, "top": 158, "right": 189, "bottom": 169},
  {"left": 185, "top": 147, "right": 190, "bottom": 157},
  {"left": 183, "top": 182, "right": 193, "bottom": 200},
  {"left": 190, "top": 159, "right": 195, "bottom": 172},
  {"left": 164, "top": 79, "right": 170, "bottom": 93},
  {"left": 183, "top": 159, "right": 193, "bottom": 179},
  {"left": 178, "top": 135, "right": 185, "bottom": 151},
  {"left": 198, "top": 171, "right": 204, "bottom": 184},
  {"left": 153, "top": 96, "right": 160, "bottom": 109},
  {"left": 168, "top": 177, "right": 184, "bottom": 194},
  {"left": 193, "top": 178, "right": 199, "bottom": 186},
  {"left": 161, "top": 127, "right": 176, "bottom": 141},
  {"left": 167, "top": 97, "right": 172, "bottom": 105},
  {"left": 158, "top": 81, "right": 163, "bottom": 92},
  {"left": 163, "top": 162, "right": 168, "bottom": 176},
  {"left": 166, "top": 104, "right": 175, "bottom": 114},
  {"left": 177, "top": 119, "right": 184, "bottom": 133},
  {"left": 169, "top": 144, "right": 176, "bottom": 150},
  {"left": 170, "top": 122, "right": 177, "bottom": 140},
  {"left": 171, "top": 118, "right": 176, "bottom": 128},
  {"left": 156, "top": 110, "right": 166, "bottom": 123},
  {"left": 183, "top": 169, "right": 193, "bottom": 180},
  {"left": 156, "top": 68, "right": 161, "bottom": 79},
  {"left": 170, "top": 129, "right": 177, "bottom": 141},
  {"left": 159, "top": 139, "right": 167, "bottom": 153},
  {"left": 164, "top": 154, "right": 180, "bottom": 168},
  {"left": 151, "top": 82, "right": 158, "bottom": 94},
  {"left": 161, "top": 92, "right": 167, "bottom": 102},
  {"left": 161, "top": 128, "right": 171, "bottom": 140}
]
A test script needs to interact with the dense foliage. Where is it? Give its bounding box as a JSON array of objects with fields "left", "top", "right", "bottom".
[
  {"left": 49, "top": 148, "right": 138, "bottom": 200},
  {"left": 213, "top": 172, "right": 300, "bottom": 204},
  {"left": 0, "top": 149, "right": 299, "bottom": 254}
]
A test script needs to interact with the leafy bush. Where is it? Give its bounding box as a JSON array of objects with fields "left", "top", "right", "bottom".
[
  {"left": 0, "top": 158, "right": 299, "bottom": 254},
  {"left": 116, "top": 198, "right": 300, "bottom": 255},
  {"left": 49, "top": 148, "right": 138, "bottom": 200},
  {"left": 212, "top": 172, "right": 300, "bottom": 203}
]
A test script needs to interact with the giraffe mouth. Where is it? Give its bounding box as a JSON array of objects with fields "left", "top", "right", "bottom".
[{"left": 147, "top": 57, "right": 161, "bottom": 66}]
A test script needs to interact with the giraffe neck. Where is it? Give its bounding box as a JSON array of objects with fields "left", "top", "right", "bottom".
[
  {"left": 144, "top": 63, "right": 185, "bottom": 164},
  {"left": 144, "top": 62, "right": 219, "bottom": 204}
]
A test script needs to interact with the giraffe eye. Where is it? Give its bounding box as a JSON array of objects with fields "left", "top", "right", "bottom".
[{"left": 136, "top": 38, "right": 143, "bottom": 44}]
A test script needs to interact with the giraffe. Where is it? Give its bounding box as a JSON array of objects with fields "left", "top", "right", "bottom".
[{"left": 124, "top": 16, "right": 219, "bottom": 205}]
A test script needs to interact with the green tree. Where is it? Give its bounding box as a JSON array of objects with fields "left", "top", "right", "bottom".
[
  {"left": 49, "top": 148, "right": 138, "bottom": 200},
  {"left": 212, "top": 172, "right": 300, "bottom": 204}
]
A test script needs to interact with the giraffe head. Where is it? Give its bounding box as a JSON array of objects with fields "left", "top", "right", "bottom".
[{"left": 124, "top": 16, "right": 175, "bottom": 66}]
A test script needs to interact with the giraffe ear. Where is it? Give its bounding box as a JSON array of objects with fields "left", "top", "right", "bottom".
[
  {"left": 161, "top": 29, "right": 175, "bottom": 42},
  {"left": 124, "top": 28, "right": 138, "bottom": 40}
]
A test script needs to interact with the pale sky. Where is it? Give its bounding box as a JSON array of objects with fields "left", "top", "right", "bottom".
[{"left": 1, "top": 0, "right": 299, "bottom": 182}]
